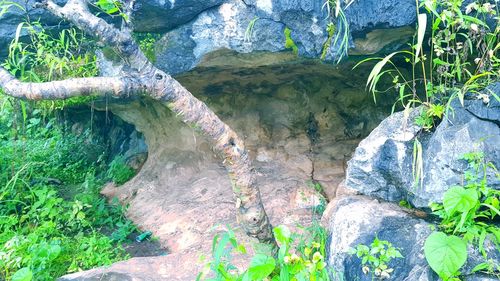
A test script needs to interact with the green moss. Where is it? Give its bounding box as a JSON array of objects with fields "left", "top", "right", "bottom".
[
  {"left": 284, "top": 27, "right": 298, "bottom": 55},
  {"left": 321, "top": 22, "right": 336, "bottom": 60}
]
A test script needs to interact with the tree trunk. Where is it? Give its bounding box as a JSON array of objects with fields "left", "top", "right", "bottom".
[{"left": 0, "top": 0, "right": 274, "bottom": 243}]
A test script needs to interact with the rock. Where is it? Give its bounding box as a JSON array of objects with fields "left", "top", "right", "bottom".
[
  {"left": 147, "top": 0, "right": 418, "bottom": 74},
  {"left": 349, "top": 26, "right": 414, "bottom": 55},
  {"left": 0, "top": 0, "right": 420, "bottom": 75},
  {"left": 130, "top": 0, "right": 225, "bottom": 32},
  {"left": 57, "top": 253, "right": 204, "bottom": 281},
  {"left": 60, "top": 55, "right": 393, "bottom": 280},
  {"left": 344, "top": 0, "right": 416, "bottom": 33},
  {"left": 415, "top": 96, "right": 500, "bottom": 207},
  {"left": 345, "top": 107, "right": 422, "bottom": 203},
  {"left": 326, "top": 196, "right": 499, "bottom": 281},
  {"left": 326, "top": 196, "right": 434, "bottom": 281},
  {"left": 346, "top": 84, "right": 500, "bottom": 208}
]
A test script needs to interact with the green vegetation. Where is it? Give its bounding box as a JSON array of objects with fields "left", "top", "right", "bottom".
[
  {"left": 322, "top": 0, "right": 355, "bottom": 63},
  {"left": 107, "top": 155, "right": 137, "bottom": 185},
  {"left": 92, "top": 0, "right": 128, "bottom": 21},
  {"left": 198, "top": 223, "right": 331, "bottom": 280},
  {"left": 358, "top": 0, "right": 499, "bottom": 127},
  {"left": 2, "top": 20, "right": 99, "bottom": 110},
  {"left": 245, "top": 17, "right": 260, "bottom": 42},
  {"left": 133, "top": 33, "right": 162, "bottom": 63},
  {"left": 350, "top": 237, "right": 403, "bottom": 279},
  {"left": 321, "top": 23, "right": 336, "bottom": 60},
  {"left": 284, "top": 27, "right": 299, "bottom": 55},
  {"left": 424, "top": 153, "right": 500, "bottom": 280},
  {"left": 0, "top": 12, "right": 137, "bottom": 280},
  {"left": 0, "top": 122, "right": 135, "bottom": 280}
]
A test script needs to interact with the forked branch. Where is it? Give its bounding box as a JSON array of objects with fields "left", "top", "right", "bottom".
[{"left": 0, "top": 0, "right": 275, "bottom": 244}]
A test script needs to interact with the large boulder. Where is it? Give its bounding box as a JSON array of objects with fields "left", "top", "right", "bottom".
[
  {"left": 344, "top": 106, "right": 421, "bottom": 202},
  {"left": 147, "top": 0, "right": 416, "bottom": 74},
  {"left": 345, "top": 83, "right": 500, "bottom": 208},
  {"left": 326, "top": 196, "right": 500, "bottom": 281}
]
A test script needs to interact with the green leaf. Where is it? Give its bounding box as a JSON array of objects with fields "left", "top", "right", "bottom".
[
  {"left": 443, "top": 186, "right": 478, "bottom": 215},
  {"left": 424, "top": 232, "right": 467, "bottom": 280},
  {"left": 471, "top": 262, "right": 489, "bottom": 273},
  {"left": 415, "top": 13, "right": 427, "bottom": 60},
  {"left": 366, "top": 52, "right": 399, "bottom": 94},
  {"left": 273, "top": 225, "right": 291, "bottom": 245},
  {"left": 247, "top": 254, "right": 276, "bottom": 280},
  {"left": 12, "top": 267, "right": 33, "bottom": 281}
]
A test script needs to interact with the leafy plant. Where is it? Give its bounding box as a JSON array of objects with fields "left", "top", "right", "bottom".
[
  {"left": 245, "top": 17, "right": 260, "bottom": 42},
  {"left": 133, "top": 33, "right": 161, "bottom": 63},
  {"left": 2, "top": 20, "right": 99, "bottom": 111},
  {"left": 198, "top": 224, "right": 331, "bottom": 281},
  {"left": 107, "top": 155, "right": 136, "bottom": 185},
  {"left": 424, "top": 152, "right": 500, "bottom": 280},
  {"left": 429, "top": 153, "right": 500, "bottom": 251},
  {"left": 424, "top": 232, "right": 467, "bottom": 281},
  {"left": 356, "top": 0, "right": 499, "bottom": 129},
  {"left": 322, "top": 0, "right": 355, "bottom": 63},
  {"left": 0, "top": 15, "right": 137, "bottom": 279},
  {"left": 92, "top": 0, "right": 128, "bottom": 21},
  {"left": 350, "top": 237, "right": 403, "bottom": 279}
]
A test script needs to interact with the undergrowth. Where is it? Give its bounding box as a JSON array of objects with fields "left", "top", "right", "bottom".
[
  {"left": 424, "top": 152, "right": 500, "bottom": 281},
  {"left": 0, "top": 7, "right": 138, "bottom": 280},
  {"left": 198, "top": 223, "right": 331, "bottom": 281},
  {"left": 0, "top": 120, "right": 136, "bottom": 280}
]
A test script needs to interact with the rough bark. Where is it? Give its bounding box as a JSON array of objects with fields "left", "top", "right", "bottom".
[{"left": 0, "top": 0, "right": 274, "bottom": 243}]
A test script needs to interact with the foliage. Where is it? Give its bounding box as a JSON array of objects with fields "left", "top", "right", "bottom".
[
  {"left": 198, "top": 223, "right": 331, "bottom": 280},
  {"left": 244, "top": 17, "right": 260, "bottom": 42},
  {"left": 92, "top": 0, "right": 128, "bottom": 21},
  {"left": 0, "top": 126, "right": 134, "bottom": 280},
  {"left": 1, "top": 20, "right": 99, "bottom": 110},
  {"left": 107, "top": 155, "right": 136, "bottom": 185},
  {"left": 284, "top": 27, "right": 299, "bottom": 55},
  {"left": 322, "top": 0, "right": 355, "bottom": 63},
  {"left": 133, "top": 33, "right": 161, "bottom": 63},
  {"left": 349, "top": 237, "right": 403, "bottom": 279},
  {"left": 356, "top": 0, "right": 500, "bottom": 129},
  {"left": 321, "top": 23, "right": 336, "bottom": 60},
  {"left": 0, "top": 12, "right": 137, "bottom": 279},
  {"left": 424, "top": 232, "right": 467, "bottom": 281},
  {"left": 424, "top": 152, "right": 500, "bottom": 280}
]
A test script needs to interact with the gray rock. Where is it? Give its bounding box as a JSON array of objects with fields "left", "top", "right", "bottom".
[
  {"left": 130, "top": 0, "right": 225, "bottom": 32},
  {"left": 345, "top": 107, "right": 421, "bottom": 203},
  {"left": 344, "top": 0, "right": 416, "bottom": 33},
  {"left": 326, "top": 196, "right": 499, "bottom": 281},
  {"left": 346, "top": 84, "right": 500, "bottom": 208},
  {"left": 149, "top": 0, "right": 418, "bottom": 74},
  {"left": 1, "top": 0, "right": 421, "bottom": 74},
  {"left": 415, "top": 96, "right": 500, "bottom": 207},
  {"left": 327, "top": 196, "right": 436, "bottom": 281}
]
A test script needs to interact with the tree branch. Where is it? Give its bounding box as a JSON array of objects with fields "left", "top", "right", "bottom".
[
  {"left": 0, "top": 68, "right": 139, "bottom": 100},
  {"left": 24, "top": 0, "right": 276, "bottom": 243}
]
